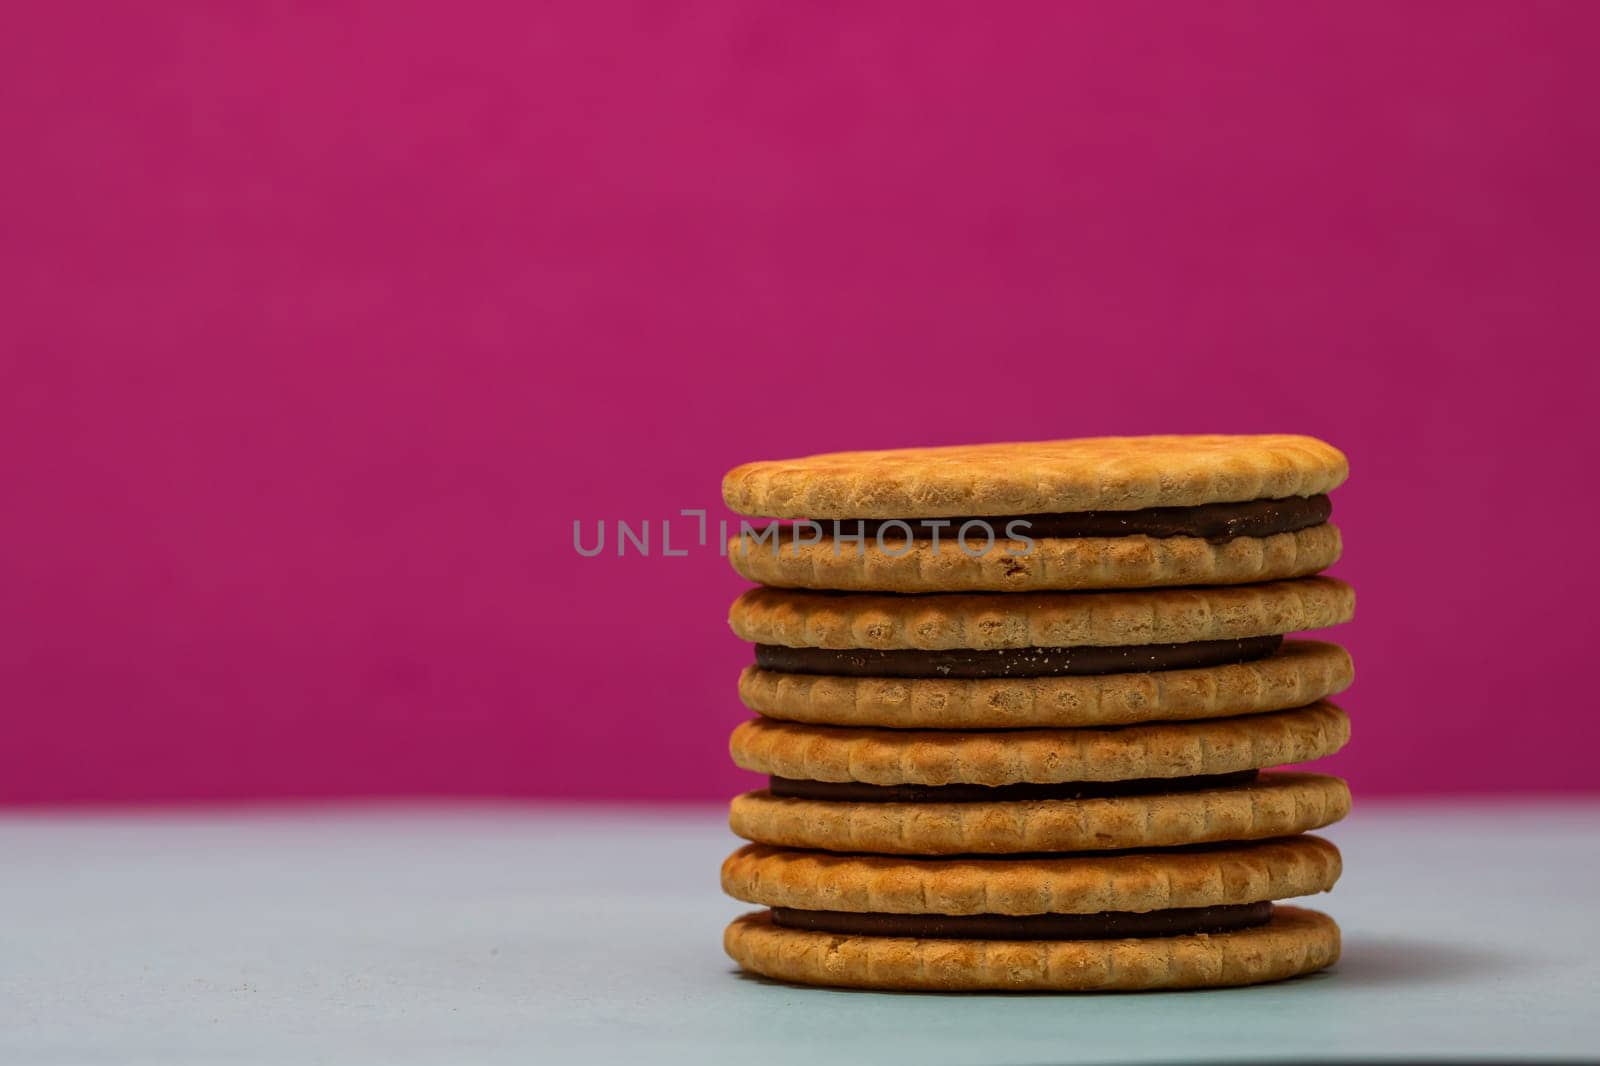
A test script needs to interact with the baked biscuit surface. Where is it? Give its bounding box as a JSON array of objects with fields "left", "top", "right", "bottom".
[
  {"left": 728, "top": 577, "right": 1355, "bottom": 650},
  {"left": 722, "top": 835, "right": 1342, "bottom": 914},
  {"left": 723, "top": 434, "right": 1348, "bottom": 518},
  {"left": 728, "top": 702, "right": 1351, "bottom": 784},
  {"left": 728, "top": 523, "right": 1341, "bottom": 592},
  {"left": 737, "top": 639, "right": 1354, "bottom": 728},
  {"left": 725, "top": 906, "right": 1341, "bottom": 991},
  {"left": 728, "top": 771, "right": 1351, "bottom": 854}
]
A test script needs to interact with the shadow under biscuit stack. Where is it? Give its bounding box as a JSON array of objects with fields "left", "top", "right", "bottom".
[{"left": 718, "top": 435, "right": 1355, "bottom": 992}]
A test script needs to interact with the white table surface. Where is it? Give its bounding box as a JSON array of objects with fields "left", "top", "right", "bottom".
[{"left": 1, "top": 800, "right": 1596, "bottom": 1065}]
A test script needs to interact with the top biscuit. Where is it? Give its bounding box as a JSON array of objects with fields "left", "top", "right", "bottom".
[{"left": 722, "top": 435, "right": 1347, "bottom": 518}]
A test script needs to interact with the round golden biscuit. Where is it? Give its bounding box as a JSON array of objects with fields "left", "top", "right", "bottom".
[
  {"left": 728, "top": 771, "right": 1350, "bottom": 854},
  {"left": 729, "top": 577, "right": 1354, "bottom": 651},
  {"left": 724, "top": 906, "right": 1341, "bottom": 991},
  {"left": 730, "top": 703, "right": 1350, "bottom": 785},
  {"left": 722, "top": 434, "right": 1347, "bottom": 519},
  {"left": 722, "top": 835, "right": 1341, "bottom": 915},
  {"left": 728, "top": 524, "right": 1340, "bottom": 592},
  {"left": 738, "top": 639, "right": 1352, "bottom": 728}
]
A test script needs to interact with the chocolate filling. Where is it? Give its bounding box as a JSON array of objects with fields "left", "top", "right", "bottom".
[
  {"left": 768, "top": 769, "right": 1259, "bottom": 804},
  {"left": 770, "top": 902, "right": 1274, "bottom": 940},
  {"left": 771, "top": 495, "right": 1330, "bottom": 544},
  {"left": 754, "top": 635, "right": 1282, "bottom": 679}
]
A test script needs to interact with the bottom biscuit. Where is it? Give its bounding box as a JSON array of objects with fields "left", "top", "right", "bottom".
[{"left": 725, "top": 905, "right": 1339, "bottom": 992}]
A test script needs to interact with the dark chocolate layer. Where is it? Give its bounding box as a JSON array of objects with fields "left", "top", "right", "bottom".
[
  {"left": 770, "top": 902, "right": 1274, "bottom": 940},
  {"left": 768, "top": 769, "right": 1259, "bottom": 804},
  {"left": 754, "top": 635, "right": 1282, "bottom": 679},
  {"left": 785, "top": 495, "right": 1331, "bottom": 543}
]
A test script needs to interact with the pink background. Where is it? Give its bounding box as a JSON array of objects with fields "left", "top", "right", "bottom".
[{"left": 3, "top": 3, "right": 1597, "bottom": 805}]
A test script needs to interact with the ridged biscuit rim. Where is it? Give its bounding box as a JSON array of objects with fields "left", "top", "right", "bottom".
[
  {"left": 727, "top": 524, "right": 1341, "bottom": 592},
  {"left": 727, "top": 771, "right": 1350, "bottom": 854},
  {"left": 722, "top": 435, "right": 1348, "bottom": 519},
  {"left": 729, "top": 703, "right": 1349, "bottom": 785},
  {"left": 721, "top": 835, "right": 1341, "bottom": 915},
  {"left": 724, "top": 906, "right": 1340, "bottom": 991},
  {"left": 729, "top": 577, "right": 1355, "bottom": 650},
  {"left": 738, "top": 639, "right": 1353, "bottom": 728}
]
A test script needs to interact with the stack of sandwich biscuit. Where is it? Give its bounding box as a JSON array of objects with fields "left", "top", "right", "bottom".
[{"left": 718, "top": 435, "right": 1355, "bottom": 992}]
